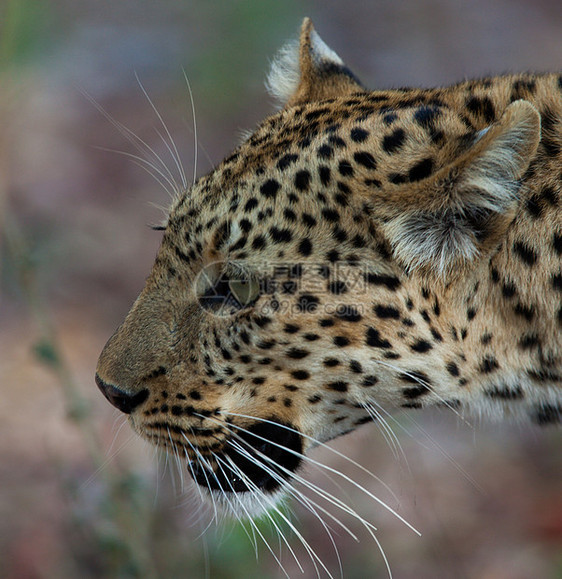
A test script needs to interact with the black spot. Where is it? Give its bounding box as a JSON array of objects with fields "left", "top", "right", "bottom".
[
  {"left": 354, "top": 151, "right": 377, "bottom": 170},
  {"left": 283, "top": 324, "right": 300, "bottom": 334},
  {"left": 277, "top": 154, "right": 298, "bottom": 171},
  {"left": 244, "top": 198, "right": 258, "bottom": 212},
  {"left": 402, "top": 384, "right": 430, "bottom": 399},
  {"left": 466, "top": 96, "right": 496, "bottom": 123},
  {"left": 528, "top": 368, "right": 561, "bottom": 382},
  {"left": 252, "top": 376, "right": 267, "bottom": 385},
  {"left": 382, "top": 128, "right": 406, "bottom": 153},
  {"left": 408, "top": 157, "right": 434, "bottom": 182},
  {"left": 374, "top": 304, "right": 400, "bottom": 319},
  {"left": 298, "top": 238, "right": 313, "bottom": 257},
  {"left": 284, "top": 208, "right": 297, "bottom": 222},
  {"left": 350, "top": 127, "right": 369, "bottom": 142},
  {"left": 338, "top": 160, "right": 354, "bottom": 177},
  {"left": 552, "top": 272, "right": 562, "bottom": 291},
  {"left": 479, "top": 356, "right": 499, "bottom": 373},
  {"left": 295, "top": 170, "right": 311, "bottom": 191},
  {"left": 553, "top": 232, "right": 562, "bottom": 255},
  {"left": 518, "top": 333, "right": 541, "bottom": 350},
  {"left": 485, "top": 384, "right": 523, "bottom": 400},
  {"left": 329, "top": 135, "right": 346, "bottom": 148},
  {"left": 302, "top": 213, "right": 317, "bottom": 227},
  {"left": 467, "top": 308, "right": 477, "bottom": 321},
  {"left": 366, "top": 327, "right": 392, "bottom": 349},
  {"left": 291, "top": 370, "right": 310, "bottom": 380},
  {"left": 303, "top": 333, "right": 320, "bottom": 341},
  {"left": 328, "top": 280, "right": 347, "bottom": 295},
  {"left": 322, "top": 208, "right": 340, "bottom": 222},
  {"left": 252, "top": 235, "right": 267, "bottom": 250},
  {"left": 327, "top": 249, "right": 340, "bottom": 263},
  {"left": 239, "top": 219, "right": 252, "bottom": 233},
  {"left": 430, "top": 328, "right": 443, "bottom": 342},
  {"left": 349, "top": 360, "right": 363, "bottom": 373},
  {"left": 327, "top": 381, "right": 349, "bottom": 392},
  {"left": 351, "top": 234, "right": 367, "bottom": 248},
  {"left": 502, "top": 280, "right": 517, "bottom": 298},
  {"left": 433, "top": 300, "right": 441, "bottom": 317},
  {"left": 319, "top": 166, "right": 331, "bottom": 186},
  {"left": 332, "top": 225, "right": 348, "bottom": 243},
  {"left": 410, "top": 339, "right": 432, "bottom": 353},
  {"left": 511, "top": 78, "right": 536, "bottom": 99},
  {"left": 383, "top": 112, "right": 397, "bottom": 125},
  {"left": 514, "top": 303, "right": 535, "bottom": 321},
  {"left": 308, "top": 394, "right": 322, "bottom": 404},
  {"left": 319, "top": 318, "right": 335, "bottom": 328},
  {"left": 270, "top": 227, "right": 292, "bottom": 243},
  {"left": 333, "top": 336, "right": 350, "bottom": 347},
  {"left": 361, "top": 375, "right": 378, "bottom": 387},
  {"left": 414, "top": 105, "right": 441, "bottom": 127},
  {"left": 526, "top": 194, "right": 544, "bottom": 219},
  {"left": 254, "top": 316, "right": 272, "bottom": 328},
  {"left": 400, "top": 370, "right": 431, "bottom": 384},
  {"left": 389, "top": 172, "right": 407, "bottom": 185},
  {"left": 286, "top": 348, "right": 310, "bottom": 359},
  {"left": 532, "top": 403, "right": 561, "bottom": 425},
  {"left": 541, "top": 185, "right": 559, "bottom": 206},
  {"left": 318, "top": 144, "right": 334, "bottom": 159},
  {"left": 513, "top": 241, "right": 538, "bottom": 266},
  {"left": 446, "top": 362, "right": 460, "bottom": 377},
  {"left": 364, "top": 273, "right": 401, "bottom": 291},
  {"left": 260, "top": 179, "right": 280, "bottom": 199},
  {"left": 336, "top": 306, "right": 362, "bottom": 322},
  {"left": 296, "top": 293, "right": 320, "bottom": 313},
  {"left": 323, "top": 358, "right": 340, "bottom": 367}
]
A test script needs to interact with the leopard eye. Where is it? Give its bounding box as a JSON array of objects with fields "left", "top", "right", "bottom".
[{"left": 228, "top": 278, "right": 260, "bottom": 306}]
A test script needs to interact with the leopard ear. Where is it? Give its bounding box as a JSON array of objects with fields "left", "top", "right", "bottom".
[
  {"left": 377, "top": 100, "right": 541, "bottom": 278},
  {"left": 266, "top": 17, "right": 364, "bottom": 107}
]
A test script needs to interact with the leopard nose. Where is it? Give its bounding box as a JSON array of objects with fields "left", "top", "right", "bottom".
[{"left": 95, "top": 373, "right": 149, "bottom": 414}]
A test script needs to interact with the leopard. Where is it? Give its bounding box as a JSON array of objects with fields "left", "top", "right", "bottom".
[{"left": 96, "top": 18, "right": 561, "bottom": 519}]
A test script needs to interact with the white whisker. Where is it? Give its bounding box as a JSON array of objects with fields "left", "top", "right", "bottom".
[
  {"left": 374, "top": 360, "right": 473, "bottom": 427},
  {"left": 212, "top": 456, "right": 292, "bottom": 578},
  {"left": 223, "top": 412, "right": 419, "bottom": 536},
  {"left": 135, "top": 73, "right": 188, "bottom": 190},
  {"left": 216, "top": 450, "right": 330, "bottom": 579},
  {"left": 182, "top": 69, "right": 199, "bottom": 186}
]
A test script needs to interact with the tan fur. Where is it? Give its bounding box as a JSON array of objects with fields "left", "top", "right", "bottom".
[{"left": 96, "top": 19, "right": 562, "bottom": 508}]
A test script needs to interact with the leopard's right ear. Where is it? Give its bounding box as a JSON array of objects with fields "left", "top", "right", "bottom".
[{"left": 266, "top": 17, "right": 364, "bottom": 108}]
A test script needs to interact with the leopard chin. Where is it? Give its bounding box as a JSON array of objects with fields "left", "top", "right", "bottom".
[{"left": 187, "top": 420, "right": 303, "bottom": 496}]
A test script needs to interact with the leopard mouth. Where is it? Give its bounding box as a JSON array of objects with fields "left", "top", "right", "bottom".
[{"left": 190, "top": 421, "right": 303, "bottom": 494}]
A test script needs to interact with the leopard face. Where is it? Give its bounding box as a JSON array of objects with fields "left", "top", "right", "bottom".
[{"left": 96, "top": 18, "right": 562, "bottom": 513}]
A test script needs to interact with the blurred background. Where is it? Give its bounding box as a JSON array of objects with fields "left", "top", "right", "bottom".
[{"left": 1, "top": 1, "right": 561, "bottom": 577}]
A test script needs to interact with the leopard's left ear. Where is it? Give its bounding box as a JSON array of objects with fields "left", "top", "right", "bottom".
[
  {"left": 266, "top": 17, "right": 364, "bottom": 107},
  {"left": 374, "top": 100, "right": 541, "bottom": 278}
]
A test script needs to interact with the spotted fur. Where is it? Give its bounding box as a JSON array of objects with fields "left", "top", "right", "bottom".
[{"left": 96, "top": 18, "right": 561, "bottom": 514}]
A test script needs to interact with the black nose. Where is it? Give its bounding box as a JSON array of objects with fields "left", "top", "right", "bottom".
[{"left": 95, "top": 374, "right": 148, "bottom": 414}]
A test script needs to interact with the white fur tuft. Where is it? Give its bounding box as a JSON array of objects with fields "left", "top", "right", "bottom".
[{"left": 265, "top": 40, "right": 300, "bottom": 106}]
